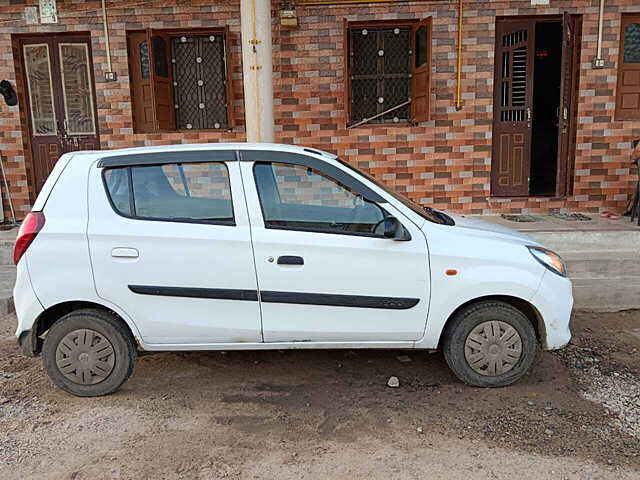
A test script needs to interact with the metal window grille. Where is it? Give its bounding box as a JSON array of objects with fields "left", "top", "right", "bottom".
[
  {"left": 171, "top": 35, "right": 228, "bottom": 130},
  {"left": 349, "top": 26, "right": 411, "bottom": 124}
]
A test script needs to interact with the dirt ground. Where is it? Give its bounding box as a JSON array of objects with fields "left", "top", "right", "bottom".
[{"left": 1, "top": 310, "right": 639, "bottom": 480}]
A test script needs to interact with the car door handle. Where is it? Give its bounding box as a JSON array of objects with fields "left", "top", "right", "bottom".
[
  {"left": 111, "top": 247, "right": 139, "bottom": 258},
  {"left": 277, "top": 255, "right": 304, "bottom": 265}
]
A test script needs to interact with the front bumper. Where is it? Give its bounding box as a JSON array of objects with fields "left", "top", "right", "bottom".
[
  {"left": 530, "top": 270, "right": 573, "bottom": 350},
  {"left": 18, "top": 329, "right": 39, "bottom": 357}
]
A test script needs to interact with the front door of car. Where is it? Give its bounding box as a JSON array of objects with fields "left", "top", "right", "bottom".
[
  {"left": 87, "top": 151, "right": 262, "bottom": 345},
  {"left": 240, "top": 151, "right": 430, "bottom": 343}
]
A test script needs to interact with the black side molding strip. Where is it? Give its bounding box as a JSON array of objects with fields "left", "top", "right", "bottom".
[
  {"left": 128, "top": 285, "right": 258, "bottom": 301},
  {"left": 128, "top": 285, "right": 419, "bottom": 310},
  {"left": 260, "top": 291, "right": 419, "bottom": 310}
]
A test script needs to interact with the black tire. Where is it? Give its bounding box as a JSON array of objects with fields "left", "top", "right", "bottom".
[
  {"left": 442, "top": 301, "right": 537, "bottom": 387},
  {"left": 42, "top": 309, "right": 137, "bottom": 397}
]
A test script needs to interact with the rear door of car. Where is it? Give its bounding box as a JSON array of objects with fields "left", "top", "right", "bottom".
[{"left": 87, "top": 150, "right": 262, "bottom": 346}]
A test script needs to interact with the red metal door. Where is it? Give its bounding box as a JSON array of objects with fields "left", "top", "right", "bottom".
[{"left": 491, "top": 20, "right": 536, "bottom": 197}]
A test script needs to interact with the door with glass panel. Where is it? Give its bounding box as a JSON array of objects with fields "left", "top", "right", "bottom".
[{"left": 19, "top": 35, "right": 99, "bottom": 194}]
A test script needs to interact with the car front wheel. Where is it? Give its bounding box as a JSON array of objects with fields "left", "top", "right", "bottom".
[
  {"left": 442, "top": 301, "right": 537, "bottom": 387},
  {"left": 42, "top": 309, "right": 137, "bottom": 397}
]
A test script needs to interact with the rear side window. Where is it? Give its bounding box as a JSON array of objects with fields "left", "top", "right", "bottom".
[{"left": 103, "top": 162, "right": 234, "bottom": 224}]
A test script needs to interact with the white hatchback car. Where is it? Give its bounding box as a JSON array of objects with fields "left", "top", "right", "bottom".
[{"left": 14, "top": 143, "right": 573, "bottom": 396}]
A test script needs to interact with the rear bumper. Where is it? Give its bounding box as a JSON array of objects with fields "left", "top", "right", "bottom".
[
  {"left": 13, "top": 258, "right": 44, "bottom": 354},
  {"left": 530, "top": 270, "right": 573, "bottom": 350}
]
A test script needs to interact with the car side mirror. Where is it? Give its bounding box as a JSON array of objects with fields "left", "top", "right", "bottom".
[{"left": 383, "top": 216, "right": 411, "bottom": 241}]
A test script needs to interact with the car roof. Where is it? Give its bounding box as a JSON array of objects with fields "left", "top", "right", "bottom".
[{"left": 69, "top": 143, "right": 338, "bottom": 161}]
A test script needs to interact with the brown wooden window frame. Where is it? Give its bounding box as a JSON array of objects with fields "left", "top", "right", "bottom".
[
  {"left": 615, "top": 14, "right": 640, "bottom": 121},
  {"left": 126, "top": 27, "right": 235, "bottom": 134},
  {"left": 344, "top": 18, "right": 433, "bottom": 127}
]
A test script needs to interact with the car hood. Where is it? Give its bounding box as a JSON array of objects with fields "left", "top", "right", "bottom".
[{"left": 442, "top": 213, "right": 539, "bottom": 245}]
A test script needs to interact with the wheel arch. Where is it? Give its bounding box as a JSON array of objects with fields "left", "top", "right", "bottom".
[
  {"left": 437, "top": 294, "right": 547, "bottom": 349},
  {"left": 30, "top": 300, "right": 140, "bottom": 355}
]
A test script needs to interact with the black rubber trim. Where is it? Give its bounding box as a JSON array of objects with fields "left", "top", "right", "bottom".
[
  {"left": 18, "top": 329, "right": 39, "bottom": 357},
  {"left": 260, "top": 291, "right": 419, "bottom": 310},
  {"left": 128, "top": 285, "right": 419, "bottom": 309},
  {"left": 277, "top": 255, "right": 304, "bottom": 265},
  {"left": 239, "top": 150, "right": 387, "bottom": 203},
  {"left": 98, "top": 150, "right": 236, "bottom": 168},
  {"left": 128, "top": 285, "right": 258, "bottom": 301}
]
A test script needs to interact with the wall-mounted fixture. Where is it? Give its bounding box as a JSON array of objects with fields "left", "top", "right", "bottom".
[
  {"left": 0, "top": 81, "right": 17, "bottom": 107},
  {"left": 280, "top": 1, "right": 298, "bottom": 28}
]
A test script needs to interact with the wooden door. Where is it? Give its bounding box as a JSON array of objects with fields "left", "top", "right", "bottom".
[
  {"left": 411, "top": 17, "right": 432, "bottom": 123},
  {"left": 148, "top": 31, "right": 175, "bottom": 131},
  {"left": 491, "top": 20, "right": 535, "bottom": 197},
  {"left": 127, "top": 31, "right": 155, "bottom": 132},
  {"left": 556, "top": 14, "right": 580, "bottom": 196},
  {"left": 20, "top": 35, "right": 99, "bottom": 194},
  {"left": 615, "top": 14, "right": 640, "bottom": 120}
]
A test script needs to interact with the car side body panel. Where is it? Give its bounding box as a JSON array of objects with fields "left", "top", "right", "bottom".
[{"left": 415, "top": 224, "right": 547, "bottom": 349}]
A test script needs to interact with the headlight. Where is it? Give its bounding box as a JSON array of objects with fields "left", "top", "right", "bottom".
[{"left": 527, "top": 246, "right": 567, "bottom": 277}]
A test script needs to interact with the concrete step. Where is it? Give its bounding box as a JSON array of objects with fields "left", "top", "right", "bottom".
[
  {"left": 563, "top": 250, "right": 640, "bottom": 279},
  {"left": 529, "top": 230, "right": 640, "bottom": 253},
  {"left": 0, "top": 240, "right": 13, "bottom": 266},
  {"left": 572, "top": 277, "right": 640, "bottom": 312},
  {"left": 0, "top": 265, "right": 15, "bottom": 314}
]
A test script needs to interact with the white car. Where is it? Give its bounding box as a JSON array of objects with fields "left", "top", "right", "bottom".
[{"left": 13, "top": 143, "right": 573, "bottom": 396}]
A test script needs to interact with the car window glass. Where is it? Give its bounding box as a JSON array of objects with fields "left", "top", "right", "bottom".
[
  {"left": 104, "top": 162, "right": 234, "bottom": 224},
  {"left": 254, "top": 162, "right": 386, "bottom": 236},
  {"left": 104, "top": 168, "right": 131, "bottom": 216}
]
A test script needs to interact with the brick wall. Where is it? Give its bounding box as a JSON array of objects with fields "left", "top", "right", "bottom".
[{"left": 0, "top": 0, "right": 638, "bottom": 220}]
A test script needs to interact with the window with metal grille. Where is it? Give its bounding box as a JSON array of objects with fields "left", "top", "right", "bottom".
[
  {"left": 345, "top": 19, "right": 433, "bottom": 127},
  {"left": 172, "top": 35, "right": 228, "bottom": 130},
  {"left": 348, "top": 26, "right": 411, "bottom": 125},
  {"left": 127, "top": 29, "right": 234, "bottom": 133}
]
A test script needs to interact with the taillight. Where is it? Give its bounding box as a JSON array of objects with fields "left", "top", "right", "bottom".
[{"left": 14, "top": 212, "right": 45, "bottom": 265}]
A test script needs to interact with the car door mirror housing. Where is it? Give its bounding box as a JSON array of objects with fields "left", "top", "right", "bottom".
[{"left": 383, "top": 217, "right": 411, "bottom": 241}]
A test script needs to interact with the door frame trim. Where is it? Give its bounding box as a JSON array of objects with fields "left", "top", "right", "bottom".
[{"left": 490, "top": 14, "right": 581, "bottom": 198}]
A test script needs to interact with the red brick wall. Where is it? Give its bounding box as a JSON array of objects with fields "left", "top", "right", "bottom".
[{"left": 0, "top": 0, "right": 638, "bottom": 220}]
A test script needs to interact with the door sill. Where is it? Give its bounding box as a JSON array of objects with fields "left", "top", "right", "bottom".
[{"left": 140, "top": 340, "right": 417, "bottom": 351}]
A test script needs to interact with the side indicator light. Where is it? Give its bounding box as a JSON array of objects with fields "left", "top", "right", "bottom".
[{"left": 445, "top": 269, "right": 458, "bottom": 276}]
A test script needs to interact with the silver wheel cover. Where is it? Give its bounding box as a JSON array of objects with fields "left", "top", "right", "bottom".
[
  {"left": 464, "top": 320, "right": 523, "bottom": 376},
  {"left": 55, "top": 329, "right": 116, "bottom": 385}
]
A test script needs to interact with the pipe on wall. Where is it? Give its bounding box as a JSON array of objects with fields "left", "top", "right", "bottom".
[
  {"left": 455, "top": 0, "right": 463, "bottom": 110},
  {"left": 240, "top": 0, "right": 275, "bottom": 142},
  {"left": 596, "top": 0, "right": 605, "bottom": 62},
  {"left": 101, "top": 0, "right": 113, "bottom": 75},
  {"left": 298, "top": 0, "right": 417, "bottom": 5}
]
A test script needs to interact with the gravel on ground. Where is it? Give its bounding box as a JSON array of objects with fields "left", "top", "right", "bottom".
[{"left": 0, "top": 310, "right": 639, "bottom": 479}]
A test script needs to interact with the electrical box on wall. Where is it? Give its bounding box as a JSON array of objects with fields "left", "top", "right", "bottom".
[
  {"left": 39, "top": 0, "right": 58, "bottom": 24},
  {"left": 25, "top": 7, "right": 39, "bottom": 25}
]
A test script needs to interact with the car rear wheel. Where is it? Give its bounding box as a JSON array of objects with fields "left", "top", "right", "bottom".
[
  {"left": 42, "top": 309, "right": 137, "bottom": 397},
  {"left": 442, "top": 301, "right": 537, "bottom": 387}
]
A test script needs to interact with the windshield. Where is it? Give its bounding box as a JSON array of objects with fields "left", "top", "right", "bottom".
[{"left": 336, "top": 159, "right": 454, "bottom": 225}]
